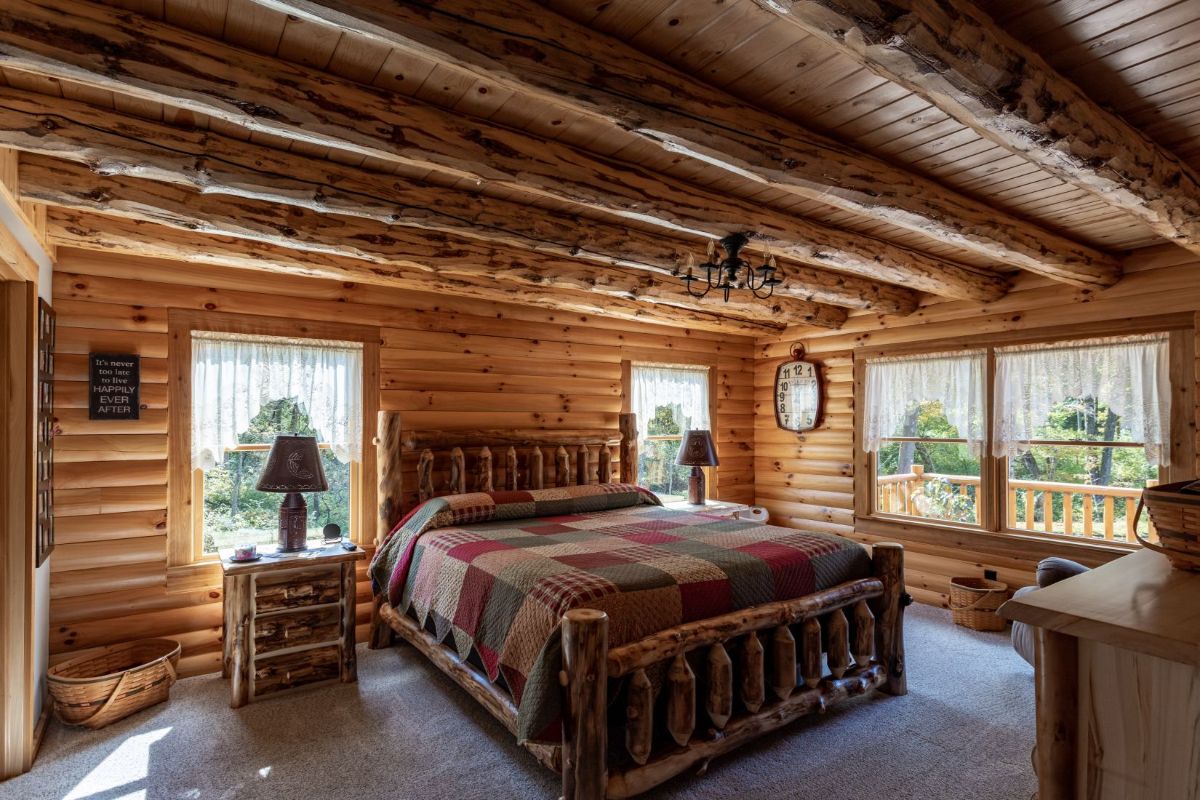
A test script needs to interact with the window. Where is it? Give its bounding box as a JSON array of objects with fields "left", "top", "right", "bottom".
[
  {"left": 167, "top": 311, "right": 379, "bottom": 571},
  {"left": 994, "top": 335, "right": 1168, "bottom": 542},
  {"left": 865, "top": 351, "right": 985, "bottom": 526},
  {"left": 630, "top": 364, "right": 711, "bottom": 501},
  {"left": 860, "top": 333, "right": 1177, "bottom": 548},
  {"left": 192, "top": 333, "right": 363, "bottom": 555}
]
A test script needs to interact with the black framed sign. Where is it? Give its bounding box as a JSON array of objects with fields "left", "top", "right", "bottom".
[
  {"left": 89, "top": 353, "right": 141, "bottom": 420},
  {"left": 36, "top": 299, "right": 55, "bottom": 567},
  {"left": 775, "top": 344, "right": 823, "bottom": 433}
]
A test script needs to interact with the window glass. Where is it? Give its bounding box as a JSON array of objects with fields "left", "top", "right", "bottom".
[
  {"left": 202, "top": 399, "right": 351, "bottom": 554},
  {"left": 630, "top": 365, "right": 710, "bottom": 501}
]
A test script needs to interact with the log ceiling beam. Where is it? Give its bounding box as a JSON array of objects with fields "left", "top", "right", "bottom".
[
  {"left": 0, "top": 0, "right": 1009, "bottom": 303},
  {"left": 251, "top": 0, "right": 1119, "bottom": 287},
  {"left": 47, "top": 208, "right": 781, "bottom": 336},
  {"left": 22, "top": 155, "right": 849, "bottom": 329},
  {"left": 751, "top": 0, "right": 1200, "bottom": 258},
  {"left": 0, "top": 90, "right": 920, "bottom": 316}
]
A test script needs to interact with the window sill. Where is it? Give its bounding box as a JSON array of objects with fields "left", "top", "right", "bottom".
[{"left": 855, "top": 513, "right": 1138, "bottom": 561}]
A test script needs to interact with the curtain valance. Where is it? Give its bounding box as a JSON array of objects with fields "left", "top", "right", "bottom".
[
  {"left": 192, "top": 332, "right": 363, "bottom": 471},
  {"left": 630, "top": 364, "right": 710, "bottom": 442},
  {"left": 993, "top": 334, "right": 1170, "bottom": 466},
  {"left": 863, "top": 350, "right": 986, "bottom": 454}
]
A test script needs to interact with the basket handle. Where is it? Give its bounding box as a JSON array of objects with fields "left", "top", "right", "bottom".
[
  {"left": 79, "top": 669, "right": 134, "bottom": 727},
  {"left": 948, "top": 589, "right": 1002, "bottom": 612},
  {"left": 1131, "top": 498, "right": 1170, "bottom": 554}
]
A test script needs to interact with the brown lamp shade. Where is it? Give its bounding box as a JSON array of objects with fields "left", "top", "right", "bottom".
[
  {"left": 256, "top": 435, "right": 329, "bottom": 492},
  {"left": 675, "top": 430, "right": 719, "bottom": 467}
]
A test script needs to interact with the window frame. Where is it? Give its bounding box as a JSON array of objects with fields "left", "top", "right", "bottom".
[
  {"left": 167, "top": 310, "right": 379, "bottom": 577},
  {"left": 853, "top": 319, "right": 1195, "bottom": 553},
  {"left": 622, "top": 358, "right": 718, "bottom": 499}
]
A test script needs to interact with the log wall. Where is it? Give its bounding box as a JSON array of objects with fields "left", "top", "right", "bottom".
[
  {"left": 49, "top": 248, "right": 756, "bottom": 676},
  {"left": 755, "top": 244, "right": 1200, "bottom": 606}
]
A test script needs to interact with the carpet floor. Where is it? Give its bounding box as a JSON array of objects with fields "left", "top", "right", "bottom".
[{"left": 4, "top": 604, "right": 1036, "bottom": 800}]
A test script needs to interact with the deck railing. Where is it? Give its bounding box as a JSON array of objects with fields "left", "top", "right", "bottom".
[{"left": 878, "top": 465, "right": 1155, "bottom": 544}]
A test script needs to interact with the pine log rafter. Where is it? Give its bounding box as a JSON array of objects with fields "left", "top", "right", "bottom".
[
  {"left": 0, "top": 91, "right": 920, "bottom": 316},
  {"left": 750, "top": 0, "right": 1200, "bottom": 257},
  {"left": 21, "top": 155, "right": 849, "bottom": 329},
  {"left": 0, "top": 0, "right": 1011, "bottom": 304},
  {"left": 246, "top": 0, "right": 1120, "bottom": 287},
  {"left": 46, "top": 208, "right": 783, "bottom": 336}
]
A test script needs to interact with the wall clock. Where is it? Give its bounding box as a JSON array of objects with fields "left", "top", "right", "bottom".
[{"left": 775, "top": 344, "right": 823, "bottom": 432}]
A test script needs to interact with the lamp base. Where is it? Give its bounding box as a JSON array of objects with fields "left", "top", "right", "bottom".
[
  {"left": 687, "top": 467, "right": 706, "bottom": 505},
  {"left": 278, "top": 492, "right": 308, "bottom": 552}
]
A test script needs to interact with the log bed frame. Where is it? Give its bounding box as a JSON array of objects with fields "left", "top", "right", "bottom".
[{"left": 369, "top": 411, "right": 908, "bottom": 799}]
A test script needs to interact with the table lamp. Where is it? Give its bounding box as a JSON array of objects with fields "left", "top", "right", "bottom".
[
  {"left": 675, "top": 429, "right": 719, "bottom": 505},
  {"left": 256, "top": 434, "right": 328, "bottom": 552}
]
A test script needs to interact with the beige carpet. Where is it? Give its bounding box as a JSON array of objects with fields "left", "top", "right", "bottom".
[{"left": 3, "top": 604, "right": 1036, "bottom": 800}]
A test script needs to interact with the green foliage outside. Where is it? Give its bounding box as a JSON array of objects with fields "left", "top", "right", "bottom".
[
  {"left": 877, "top": 398, "right": 1154, "bottom": 538},
  {"left": 638, "top": 404, "right": 693, "bottom": 501},
  {"left": 202, "top": 398, "right": 351, "bottom": 553}
]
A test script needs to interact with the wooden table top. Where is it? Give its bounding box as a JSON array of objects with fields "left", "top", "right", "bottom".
[
  {"left": 220, "top": 541, "right": 366, "bottom": 576},
  {"left": 1000, "top": 548, "right": 1200, "bottom": 667}
]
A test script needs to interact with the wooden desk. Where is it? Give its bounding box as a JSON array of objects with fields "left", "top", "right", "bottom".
[
  {"left": 220, "top": 543, "right": 365, "bottom": 708},
  {"left": 1001, "top": 549, "right": 1200, "bottom": 799}
]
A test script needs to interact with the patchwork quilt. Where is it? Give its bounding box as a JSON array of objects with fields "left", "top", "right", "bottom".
[{"left": 369, "top": 483, "right": 871, "bottom": 742}]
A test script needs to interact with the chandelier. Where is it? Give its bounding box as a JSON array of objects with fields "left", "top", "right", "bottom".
[{"left": 675, "top": 232, "right": 782, "bottom": 302}]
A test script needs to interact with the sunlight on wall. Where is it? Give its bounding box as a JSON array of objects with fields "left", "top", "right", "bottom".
[{"left": 62, "top": 727, "right": 172, "bottom": 800}]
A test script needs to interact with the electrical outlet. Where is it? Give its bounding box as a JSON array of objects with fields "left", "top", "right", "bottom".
[{"left": 984, "top": 569, "right": 998, "bottom": 581}]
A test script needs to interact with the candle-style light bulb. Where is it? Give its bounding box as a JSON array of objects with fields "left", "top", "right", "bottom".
[{"left": 706, "top": 239, "right": 716, "bottom": 261}]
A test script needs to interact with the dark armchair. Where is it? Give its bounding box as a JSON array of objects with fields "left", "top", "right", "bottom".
[{"left": 1011, "top": 557, "right": 1090, "bottom": 665}]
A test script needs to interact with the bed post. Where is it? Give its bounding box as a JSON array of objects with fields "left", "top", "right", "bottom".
[
  {"left": 562, "top": 609, "right": 608, "bottom": 800},
  {"left": 371, "top": 410, "right": 404, "bottom": 650},
  {"left": 618, "top": 413, "right": 637, "bottom": 484},
  {"left": 871, "top": 542, "right": 908, "bottom": 696}
]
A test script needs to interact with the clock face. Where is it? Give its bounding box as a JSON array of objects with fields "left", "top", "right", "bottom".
[{"left": 775, "top": 359, "right": 822, "bottom": 432}]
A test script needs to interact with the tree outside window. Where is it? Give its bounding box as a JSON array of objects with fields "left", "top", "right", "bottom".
[{"left": 638, "top": 405, "right": 693, "bottom": 501}]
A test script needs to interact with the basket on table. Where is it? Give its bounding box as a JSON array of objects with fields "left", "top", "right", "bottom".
[
  {"left": 47, "top": 639, "right": 181, "bottom": 729},
  {"left": 948, "top": 577, "right": 1009, "bottom": 631},
  {"left": 1135, "top": 480, "right": 1200, "bottom": 571}
]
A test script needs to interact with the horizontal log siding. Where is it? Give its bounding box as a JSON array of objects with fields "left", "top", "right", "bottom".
[
  {"left": 755, "top": 244, "right": 1200, "bottom": 606},
  {"left": 50, "top": 248, "right": 756, "bottom": 676}
]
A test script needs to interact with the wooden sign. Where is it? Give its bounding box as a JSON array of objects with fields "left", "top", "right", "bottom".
[{"left": 89, "top": 353, "right": 141, "bottom": 420}]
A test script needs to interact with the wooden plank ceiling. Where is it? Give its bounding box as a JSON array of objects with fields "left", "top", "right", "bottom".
[{"left": 0, "top": 0, "right": 1197, "bottom": 334}]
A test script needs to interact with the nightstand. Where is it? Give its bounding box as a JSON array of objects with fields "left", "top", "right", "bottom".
[
  {"left": 220, "top": 542, "right": 365, "bottom": 708},
  {"left": 662, "top": 499, "right": 767, "bottom": 522}
]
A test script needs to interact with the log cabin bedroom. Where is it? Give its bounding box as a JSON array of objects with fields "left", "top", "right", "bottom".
[{"left": 1, "top": 0, "right": 1199, "bottom": 798}]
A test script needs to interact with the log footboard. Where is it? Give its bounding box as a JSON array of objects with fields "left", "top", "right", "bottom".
[{"left": 372, "top": 542, "right": 907, "bottom": 799}]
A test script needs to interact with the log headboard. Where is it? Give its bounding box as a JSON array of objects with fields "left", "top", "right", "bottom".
[{"left": 375, "top": 411, "right": 639, "bottom": 542}]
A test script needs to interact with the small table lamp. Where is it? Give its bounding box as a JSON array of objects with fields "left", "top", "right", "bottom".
[
  {"left": 675, "top": 429, "right": 719, "bottom": 505},
  {"left": 256, "top": 434, "right": 328, "bottom": 552}
]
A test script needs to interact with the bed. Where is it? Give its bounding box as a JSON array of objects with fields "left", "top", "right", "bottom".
[{"left": 369, "top": 412, "right": 908, "bottom": 799}]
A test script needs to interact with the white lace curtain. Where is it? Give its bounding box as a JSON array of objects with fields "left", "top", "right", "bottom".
[
  {"left": 192, "top": 332, "right": 363, "bottom": 471},
  {"left": 630, "top": 364, "right": 710, "bottom": 442},
  {"left": 994, "top": 334, "right": 1171, "bottom": 466},
  {"left": 864, "top": 350, "right": 986, "bottom": 454}
]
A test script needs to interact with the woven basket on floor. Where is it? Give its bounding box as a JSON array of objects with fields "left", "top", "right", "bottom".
[
  {"left": 47, "top": 639, "right": 180, "bottom": 729},
  {"left": 948, "top": 577, "right": 1008, "bottom": 632},
  {"left": 1135, "top": 480, "right": 1200, "bottom": 571}
]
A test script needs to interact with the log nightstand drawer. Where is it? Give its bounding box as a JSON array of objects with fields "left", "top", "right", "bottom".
[{"left": 221, "top": 543, "right": 366, "bottom": 708}]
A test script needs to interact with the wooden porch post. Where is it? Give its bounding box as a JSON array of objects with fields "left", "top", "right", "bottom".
[{"left": 562, "top": 608, "right": 608, "bottom": 800}]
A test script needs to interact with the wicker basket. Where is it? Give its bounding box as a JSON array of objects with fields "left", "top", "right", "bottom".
[
  {"left": 1135, "top": 481, "right": 1200, "bottom": 572},
  {"left": 47, "top": 639, "right": 181, "bottom": 729},
  {"left": 948, "top": 577, "right": 1009, "bottom": 632}
]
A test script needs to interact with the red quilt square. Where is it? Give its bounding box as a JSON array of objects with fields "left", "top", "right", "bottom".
[
  {"left": 679, "top": 580, "right": 731, "bottom": 622},
  {"left": 526, "top": 523, "right": 576, "bottom": 535},
  {"left": 737, "top": 541, "right": 815, "bottom": 599},
  {"left": 447, "top": 538, "right": 511, "bottom": 561},
  {"left": 452, "top": 565, "right": 495, "bottom": 635}
]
